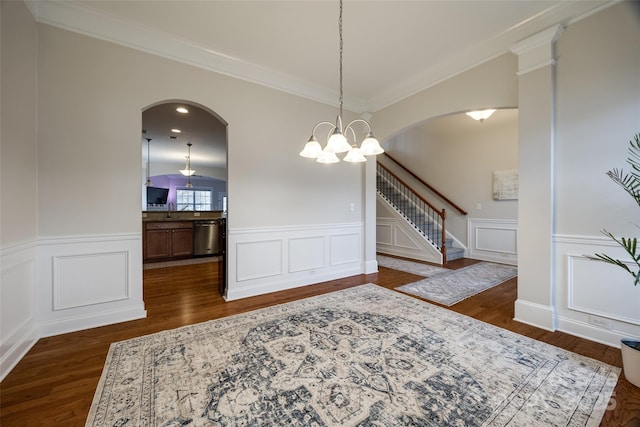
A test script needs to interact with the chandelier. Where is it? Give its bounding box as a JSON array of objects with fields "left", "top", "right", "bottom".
[
  {"left": 145, "top": 138, "right": 153, "bottom": 186},
  {"left": 179, "top": 142, "right": 195, "bottom": 189},
  {"left": 299, "top": 0, "right": 384, "bottom": 163},
  {"left": 179, "top": 142, "right": 196, "bottom": 176}
]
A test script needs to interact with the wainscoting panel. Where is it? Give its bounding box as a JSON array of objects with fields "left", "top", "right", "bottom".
[
  {"left": 37, "top": 233, "right": 146, "bottom": 337},
  {"left": 376, "top": 223, "right": 393, "bottom": 246},
  {"left": 226, "top": 223, "right": 364, "bottom": 301},
  {"left": 0, "top": 241, "right": 38, "bottom": 382},
  {"left": 554, "top": 235, "right": 640, "bottom": 347},
  {"left": 330, "top": 234, "right": 360, "bottom": 266},
  {"left": 568, "top": 255, "right": 640, "bottom": 325},
  {"left": 236, "top": 239, "right": 283, "bottom": 282},
  {"left": 394, "top": 227, "right": 422, "bottom": 251},
  {"left": 289, "top": 236, "right": 325, "bottom": 273},
  {"left": 53, "top": 251, "right": 129, "bottom": 310},
  {"left": 467, "top": 218, "right": 518, "bottom": 265}
]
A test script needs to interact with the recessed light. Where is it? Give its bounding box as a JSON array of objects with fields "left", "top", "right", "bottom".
[
  {"left": 176, "top": 107, "right": 189, "bottom": 114},
  {"left": 171, "top": 129, "right": 182, "bottom": 133}
]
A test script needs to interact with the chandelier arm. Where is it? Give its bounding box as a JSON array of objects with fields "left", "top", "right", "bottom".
[
  {"left": 312, "top": 121, "right": 338, "bottom": 138},
  {"left": 344, "top": 118, "right": 373, "bottom": 134},
  {"left": 345, "top": 125, "right": 357, "bottom": 144}
]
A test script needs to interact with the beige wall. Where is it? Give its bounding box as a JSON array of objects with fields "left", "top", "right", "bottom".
[
  {"left": 36, "top": 24, "right": 365, "bottom": 237},
  {"left": 1, "top": 1, "right": 38, "bottom": 246},
  {"left": 554, "top": 2, "right": 640, "bottom": 236},
  {"left": 1, "top": 0, "right": 39, "bottom": 381},
  {"left": 372, "top": 53, "right": 518, "bottom": 142},
  {"left": 384, "top": 109, "right": 518, "bottom": 243}
]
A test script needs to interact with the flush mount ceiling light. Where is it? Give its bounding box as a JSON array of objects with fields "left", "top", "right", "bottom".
[
  {"left": 171, "top": 128, "right": 182, "bottom": 134},
  {"left": 176, "top": 107, "right": 189, "bottom": 114},
  {"left": 299, "top": 0, "right": 384, "bottom": 164},
  {"left": 466, "top": 109, "right": 496, "bottom": 123},
  {"left": 179, "top": 142, "right": 196, "bottom": 177},
  {"left": 145, "top": 138, "right": 153, "bottom": 187}
]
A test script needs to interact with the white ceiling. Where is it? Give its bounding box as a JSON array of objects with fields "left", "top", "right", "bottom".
[{"left": 26, "top": 0, "right": 614, "bottom": 168}]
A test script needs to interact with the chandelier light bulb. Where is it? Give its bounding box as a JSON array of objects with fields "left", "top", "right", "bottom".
[
  {"left": 300, "top": 136, "right": 323, "bottom": 158},
  {"left": 360, "top": 132, "right": 384, "bottom": 156},
  {"left": 326, "top": 130, "right": 351, "bottom": 153},
  {"left": 343, "top": 145, "right": 367, "bottom": 163},
  {"left": 316, "top": 149, "right": 340, "bottom": 164}
]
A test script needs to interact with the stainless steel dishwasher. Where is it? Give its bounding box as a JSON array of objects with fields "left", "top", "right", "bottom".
[{"left": 193, "top": 220, "right": 220, "bottom": 256}]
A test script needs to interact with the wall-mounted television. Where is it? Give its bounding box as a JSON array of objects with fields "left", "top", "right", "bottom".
[{"left": 147, "top": 186, "right": 169, "bottom": 205}]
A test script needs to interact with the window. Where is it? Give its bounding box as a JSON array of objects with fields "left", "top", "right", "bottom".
[{"left": 176, "top": 189, "right": 212, "bottom": 211}]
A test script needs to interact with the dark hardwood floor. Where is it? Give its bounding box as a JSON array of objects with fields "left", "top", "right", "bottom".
[{"left": 1, "top": 258, "right": 639, "bottom": 426}]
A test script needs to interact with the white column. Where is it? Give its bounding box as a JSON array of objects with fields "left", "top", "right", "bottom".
[
  {"left": 509, "top": 25, "right": 563, "bottom": 331},
  {"left": 362, "top": 112, "right": 379, "bottom": 274}
]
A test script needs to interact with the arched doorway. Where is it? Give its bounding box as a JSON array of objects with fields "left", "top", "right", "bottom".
[{"left": 140, "top": 100, "right": 228, "bottom": 293}]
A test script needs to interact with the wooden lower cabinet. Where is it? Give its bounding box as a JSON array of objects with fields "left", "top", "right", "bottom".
[{"left": 144, "top": 221, "right": 194, "bottom": 262}]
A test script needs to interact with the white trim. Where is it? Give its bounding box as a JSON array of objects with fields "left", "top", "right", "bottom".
[
  {"left": 38, "top": 306, "right": 147, "bottom": 338},
  {"left": 467, "top": 218, "right": 518, "bottom": 265},
  {"left": 552, "top": 234, "right": 640, "bottom": 346},
  {"left": 515, "top": 59, "right": 557, "bottom": 76},
  {"left": 226, "top": 223, "right": 365, "bottom": 301},
  {"left": 0, "top": 318, "right": 38, "bottom": 382},
  {"left": 24, "top": 0, "right": 615, "bottom": 114},
  {"left": 514, "top": 299, "right": 556, "bottom": 331},
  {"left": 556, "top": 315, "right": 635, "bottom": 349},
  {"left": 566, "top": 254, "right": 639, "bottom": 326},
  {"left": 26, "top": 0, "right": 367, "bottom": 113},
  {"left": 228, "top": 222, "right": 362, "bottom": 236},
  {"left": 37, "top": 233, "right": 146, "bottom": 337}
]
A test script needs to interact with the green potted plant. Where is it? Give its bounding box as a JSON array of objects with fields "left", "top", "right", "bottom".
[{"left": 589, "top": 132, "right": 640, "bottom": 388}]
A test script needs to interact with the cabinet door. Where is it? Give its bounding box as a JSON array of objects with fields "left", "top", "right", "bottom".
[
  {"left": 145, "top": 229, "right": 171, "bottom": 260},
  {"left": 171, "top": 228, "right": 194, "bottom": 258}
]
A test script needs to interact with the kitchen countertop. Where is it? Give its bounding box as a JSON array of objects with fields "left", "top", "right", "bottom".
[{"left": 142, "top": 211, "right": 224, "bottom": 222}]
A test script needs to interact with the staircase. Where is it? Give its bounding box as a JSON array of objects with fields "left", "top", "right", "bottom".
[{"left": 377, "top": 165, "right": 464, "bottom": 263}]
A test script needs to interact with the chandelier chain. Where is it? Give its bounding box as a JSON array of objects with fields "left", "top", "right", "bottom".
[
  {"left": 338, "top": 0, "right": 343, "bottom": 119},
  {"left": 298, "top": 0, "right": 384, "bottom": 162}
]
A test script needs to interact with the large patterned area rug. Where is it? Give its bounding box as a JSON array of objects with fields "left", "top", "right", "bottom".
[
  {"left": 396, "top": 261, "right": 518, "bottom": 306},
  {"left": 86, "top": 284, "right": 618, "bottom": 427}
]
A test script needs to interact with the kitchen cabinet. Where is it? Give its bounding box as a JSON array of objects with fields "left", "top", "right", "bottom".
[{"left": 144, "top": 221, "right": 194, "bottom": 261}]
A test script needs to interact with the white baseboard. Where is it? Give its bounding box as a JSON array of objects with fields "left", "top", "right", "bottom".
[
  {"left": 0, "top": 318, "right": 38, "bottom": 382},
  {"left": 363, "top": 259, "right": 378, "bottom": 275},
  {"left": 555, "top": 315, "right": 635, "bottom": 349},
  {"left": 38, "top": 304, "right": 147, "bottom": 338},
  {"left": 514, "top": 298, "right": 556, "bottom": 331},
  {"left": 225, "top": 265, "right": 362, "bottom": 301}
]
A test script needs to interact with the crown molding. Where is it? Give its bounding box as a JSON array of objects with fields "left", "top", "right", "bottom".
[
  {"left": 26, "top": 0, "right": 369, "bottom": 113},
  {"left": 26, "top": 0, "right": 616, "bottom": 114}
]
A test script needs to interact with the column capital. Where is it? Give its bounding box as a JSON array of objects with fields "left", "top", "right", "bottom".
[{"left": 510, "top": 25, "right": 564, "bottom": 75}]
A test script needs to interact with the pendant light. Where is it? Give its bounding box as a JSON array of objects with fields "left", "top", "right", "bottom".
[
  {"left": 299, "top": 0, "right": 384, "bottom": 163},
  {"left": 179, "top": 142, "right": 196, "bottom": 176},
  {"left": 466, "top": 109, "right": 496, "bottom": 123},
  {"left": 145, "top": 138, "right": 153, "bottom": 186}
]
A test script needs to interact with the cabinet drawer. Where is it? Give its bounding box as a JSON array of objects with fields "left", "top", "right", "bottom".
[{"left": 145, "top": 221, "right": 193, "bottom": 230}]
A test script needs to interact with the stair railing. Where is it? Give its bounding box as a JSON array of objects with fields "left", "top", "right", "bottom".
[
  {"left": 377, "top": 162, "right": 447, "bottom": 263},
  {"left": 382, "top": 152, "right": 468, "bottom": 216}
]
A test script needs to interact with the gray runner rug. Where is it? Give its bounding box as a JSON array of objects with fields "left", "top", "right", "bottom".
[
  {"left": 86, "top": 284, "right": 617, "bottom": 427},
  {"left": 377, "top": 254, "right": 451, "bottom": 277},
  {"left": 396, "top": 261, "right": 518, "bottom": 306}
]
